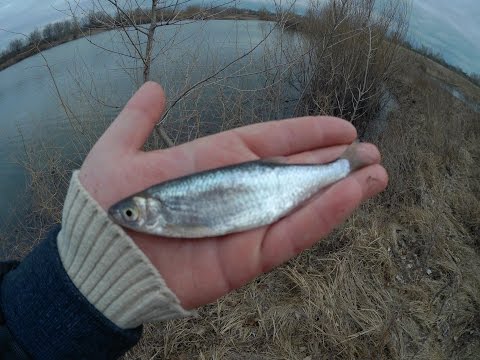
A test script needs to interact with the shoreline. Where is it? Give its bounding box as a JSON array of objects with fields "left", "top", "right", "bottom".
[
  {"left": 0, "top": 16, "right": 272, "bottom": 72},
  {"left": 0, "top": 28, "right": 106, "bottom": 72}
]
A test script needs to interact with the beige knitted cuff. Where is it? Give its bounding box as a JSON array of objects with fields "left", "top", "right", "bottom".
[{"left": 57, "top": 171, "right": 193, "bottom": 329}]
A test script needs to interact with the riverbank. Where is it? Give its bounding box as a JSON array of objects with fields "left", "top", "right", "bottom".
[
  {"left": 0, "top": 13, "right": 274, "bottom": 72},
  {"left": 401, "top": 46, "right": 480, "bottom": 106},
  {"left": 1, "top": 31, "right": 479, "bottom": 358},
  {"left": 1, "top": 12, "right": 479, "bottom": 358},
  {"left": 0, "top": 28, "right": 104, "bottom": 71},
  {"left": 125, "top": 42, "right": 480, "bottom": 360}
]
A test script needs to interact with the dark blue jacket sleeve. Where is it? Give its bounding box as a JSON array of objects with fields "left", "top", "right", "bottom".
[{"left": 0, "top": 226, "right": 142, "bottom": 359}]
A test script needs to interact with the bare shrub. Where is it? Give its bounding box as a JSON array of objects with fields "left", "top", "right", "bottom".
[
  {"left": 470, "top": 72, "right": 480, "bottom": 86},
  {"left": 290, "top": 0, "right": 409, "bottom": 134},
  {"left": 7, "top": 38, "right": 24, "bottom": 55},
  {"left": 27, "top": 29, "right": 43, "bottom": 45}
]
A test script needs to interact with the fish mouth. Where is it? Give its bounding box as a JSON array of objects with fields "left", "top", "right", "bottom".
[{"left": 107, "top": 206, "right": 122, "bottom": 223}]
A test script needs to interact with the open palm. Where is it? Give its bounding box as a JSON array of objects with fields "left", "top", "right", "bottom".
[{"left": 79, "top": 82, "right": 388, "bottom": 309}]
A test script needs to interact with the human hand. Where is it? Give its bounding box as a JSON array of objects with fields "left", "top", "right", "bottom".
[{"left": 79, "top": 82, "right": 388, "bottom": 309}]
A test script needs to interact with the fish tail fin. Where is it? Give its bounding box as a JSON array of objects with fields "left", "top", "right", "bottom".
[{"left": 340, "top": 141, "right": 377, "bottom": 171}]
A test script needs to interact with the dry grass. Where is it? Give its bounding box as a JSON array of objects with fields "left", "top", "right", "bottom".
[
  {"left": 0, "top": 112, "right": 108, "bottom": 258},
  {"left": 119, "top": 51, "right": 480, "bottom": 359},
  {"left": 399, "top": 46, "right": 480, "bottom": 106}
]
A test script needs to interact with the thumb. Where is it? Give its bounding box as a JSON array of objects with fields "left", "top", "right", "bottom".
[{"left": 98, "top": 81, "right": 166, "bottom": 152}]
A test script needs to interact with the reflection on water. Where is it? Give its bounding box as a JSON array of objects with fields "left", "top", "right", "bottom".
[{"left": 0, "top": 20, "right": 294, "bottom": 234}]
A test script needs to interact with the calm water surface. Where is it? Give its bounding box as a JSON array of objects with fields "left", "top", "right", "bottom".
[{"left": 0, "top": 20, "right": 291, "bottom": 231}]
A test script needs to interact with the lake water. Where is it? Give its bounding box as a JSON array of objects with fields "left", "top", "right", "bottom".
[{"left": 0, "top": 20, "right": 294, "bottom": 233}]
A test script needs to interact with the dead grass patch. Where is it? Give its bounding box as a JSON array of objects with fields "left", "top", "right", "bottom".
[{"left": 123, "top": 50, "right": 480, "bottom": 360}]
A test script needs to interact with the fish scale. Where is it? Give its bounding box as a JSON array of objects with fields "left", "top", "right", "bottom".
[{"left": 108, "top": 156, "right": 353, "bottom": 238}]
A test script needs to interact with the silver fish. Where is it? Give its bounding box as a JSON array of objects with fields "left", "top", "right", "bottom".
[{"left": 108, "top": 143, "right": 369, "bottom": 238}]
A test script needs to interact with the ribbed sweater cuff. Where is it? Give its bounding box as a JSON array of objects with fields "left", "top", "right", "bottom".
[{"left": 57, "top": 171, "right": 193, "bottom": 329}]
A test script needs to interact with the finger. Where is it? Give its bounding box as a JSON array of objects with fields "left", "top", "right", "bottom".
[
  {"left": 285, "top": 144, "right": 349, "bottom": 164},
  {"left": 99, "top": 81, "right": 166, "bottom": 151},
  {"left": 232, "top": 116, "right": 357, "bottom": 157},
  {"left": 145, "top": 117, "right": 356, "bottom": 178},
  {"left": 259, "top": 164, "right": 388, "bottom": 272},
  {"left": 285, "top": 142, "right": 381, "bottom": 165}
]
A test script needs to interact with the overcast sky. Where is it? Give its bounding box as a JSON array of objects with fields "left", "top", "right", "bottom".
[{"left": 0, "top": 0, "right": 479, "bottom": 74}]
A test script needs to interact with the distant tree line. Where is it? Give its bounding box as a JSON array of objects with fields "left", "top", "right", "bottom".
[
  {"left": 400, "top": 39, "right": 480, "bottom": 87},
  {"left": 0, "top": 18, "right": 84, "bottom": 69},
  {"left": 2, "top": 3, "right": 479, "bottom": 88},
  {"left": 281, "top": 10, "right": 480, "bottom": 89},
  {"left": 0, "top": 5, "right": 275, "bottom": 70},
  {"left": 1, "top": 19, "right": 81, "bottom": 58}
]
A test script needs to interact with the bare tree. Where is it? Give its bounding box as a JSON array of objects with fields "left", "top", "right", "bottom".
[
  {"left": 67, "top": 0, "right": 285, "bottom": 147},
  {"left": 27, "top": 29, "right": 43, "bottom": 45},
  {"left": 143, "top": 0, "right": 159, "bottom": 82},
  {"left": 72, "top": 17, "right": 82, "bottom": 39},
  {"left": 470, "top": 73, "right": 480, "bottom": 86},
  {"left": 8, "top": 39, "right": 24, "bottom": 55},
  {"left": 286, "top": 0, "right": 410, "bottom": 132},
  {"left": 43, "top": 23, "right": 55, "bottom": 41},
  {"left": 53, "top": 22, "right": 65, "bottom": 40}
]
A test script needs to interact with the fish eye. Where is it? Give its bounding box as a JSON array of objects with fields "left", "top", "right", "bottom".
[{"left": 123, "top": 207, "right": 138, "bottom": 221}]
